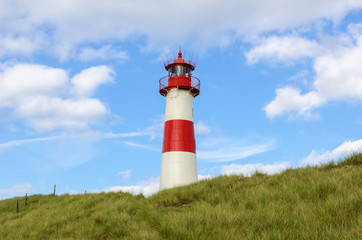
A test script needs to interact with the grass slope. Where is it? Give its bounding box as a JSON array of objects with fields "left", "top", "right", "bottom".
[{"left": 1, "top": 154, "right": 361, "bottom": 240}]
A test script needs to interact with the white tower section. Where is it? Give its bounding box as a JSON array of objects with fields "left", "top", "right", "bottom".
[{"left": 160, "top": 89, "right": 197, "bottom": 189}]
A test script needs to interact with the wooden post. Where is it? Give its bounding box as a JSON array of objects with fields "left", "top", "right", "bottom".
[
  {"left": 25, "top": 193, "right": 27, "bottom": 205},
  {"left": 53, "top": 184, "right": 56, "bottom": 196},
  {"left": 16, "top": 200, "right": 19, "bottom": 213}
]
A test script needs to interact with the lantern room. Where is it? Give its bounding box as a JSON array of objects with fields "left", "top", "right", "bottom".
[{"left": 159, "top": 51, "right": 200, "bottom": 97}]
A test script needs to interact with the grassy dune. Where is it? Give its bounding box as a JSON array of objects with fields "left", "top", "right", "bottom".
[{"left": 1, "top": 154, "right": 361, "bottom": 239}]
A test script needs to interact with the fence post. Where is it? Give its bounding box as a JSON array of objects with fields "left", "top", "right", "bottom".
[
  {"left": 25, "top": 193, "right": 27, "bottom": 205},
  {"left": 53, "top": 184, "right": 56, "bottom": 196},
  {"left": 16, "top": 200, "right": 19, "bottom": 213}
]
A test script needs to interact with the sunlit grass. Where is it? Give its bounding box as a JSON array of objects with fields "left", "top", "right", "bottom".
[{"left": 1, "top": 154, "right": 361, "bottom": 239}]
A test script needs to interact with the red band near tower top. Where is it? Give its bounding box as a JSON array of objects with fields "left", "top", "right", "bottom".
[{"left": 162, "top": 119, "right": 196, "bottom": 153}]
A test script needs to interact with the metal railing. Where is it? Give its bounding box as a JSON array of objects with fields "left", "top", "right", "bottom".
[{"left": 159, "top": 76, "right": 200, "bottom": 97}]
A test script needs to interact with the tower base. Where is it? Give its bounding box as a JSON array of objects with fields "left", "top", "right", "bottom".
[{"left": 160, "top": 151, "right": 197, "bottom": 190}]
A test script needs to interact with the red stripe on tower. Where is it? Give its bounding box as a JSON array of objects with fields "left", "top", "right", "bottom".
[{"left": 162, "top": 119, "right": 196, "bottom": 153}]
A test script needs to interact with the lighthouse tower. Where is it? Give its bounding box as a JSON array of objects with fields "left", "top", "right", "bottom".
[{"left": 159, "top": 51, "right": 200, "bottom": 190}]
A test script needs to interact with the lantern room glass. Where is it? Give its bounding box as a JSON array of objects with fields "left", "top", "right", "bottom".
[{"left": 168, "top": 66, "right": 192, "bottom": 77}]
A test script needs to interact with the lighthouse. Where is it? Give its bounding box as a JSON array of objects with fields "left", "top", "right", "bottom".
[{"left": 159, "top": 51, "right": 200, "bottom": 190}]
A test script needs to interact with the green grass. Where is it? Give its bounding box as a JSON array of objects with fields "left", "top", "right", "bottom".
[{"left": 1, "top": 154, "right": 361, "bottom": 239}]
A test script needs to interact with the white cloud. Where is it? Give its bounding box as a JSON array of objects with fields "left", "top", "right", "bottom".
[
  {"left": 0, "top": 35, "right": 42, "bottom": 59},
  {"left": 96, "top": 131, "right": 148, "bottom": 139},
  {"left": 246, "top": 36, "right": 321, "bottom": 64},
  {"left": 121, "top": 141, "right": 159, "bottom": 152},
  {"left": 0, "top": 183, "right": 33, "bottom": 196},
  {"left": 313, "top": 35, "right": 362, "bottom": 101},
  {"left": 104, "top": 177, "right": 160, "bottom": 197},
  {"left": 15, "top": 97, "right": 107, "bottom": 131},
  {"left": 0, "top": 63, "right": 113, "bottom": 131},
  {"left": 302, "top": 139, "right": 362, "bottom": 166},
  {"left": 348, "top": 22, "right": 362, "bottom": 39},
  {"left": 0, "top": 131, "right": 153, "bottom": 170},
  {"left": 0, "top": 130, "right": 151, "bottom": 154},
  {"left": 71, "top": 65, "right": 114, "bottom": 98},
  {"left": 264, "top": 29, "right": 362, "bottom": 119},
  {"left": 144, "top": 115, "right": 164, "bottom": 140},
  {"left": 0, "top": 136, "right": 60, "bottom": 153},
  {"left": 198, "top": 139, "right": 275, "bottom": 162},
  {"left": 1, "top": 0, "right": 362, "bottom": 58},
  {"left": 118, "top": 170, "right": 131, "bottom": 179},
  {"left": 0, "top": 126, "right": 162, "bottom": 155},
  {"left": 78, "top": 45, "right": 128, "bottom": 61},
  {"left": 264, "top": 87, "right": 325, "bottom": 120},
  {"left": 221, "top": 162, "right": 290, "bottom": 176},
  {"left": 194, "top": 121, "right": 211, "bottom": 135},
  {"left": 198, "top": 174, "right": 212, "bottom": 180},
  {"left": 0, "top": 64, "right": 68, "bottom": 105}
]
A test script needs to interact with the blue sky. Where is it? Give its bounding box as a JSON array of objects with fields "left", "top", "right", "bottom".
[{"left": 1, "top": 0, "right": 362, "bottom": 199}]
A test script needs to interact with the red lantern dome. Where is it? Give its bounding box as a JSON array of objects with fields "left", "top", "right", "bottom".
[{"left": 159, "top": 51, "right": 200, "bottom": 97}]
